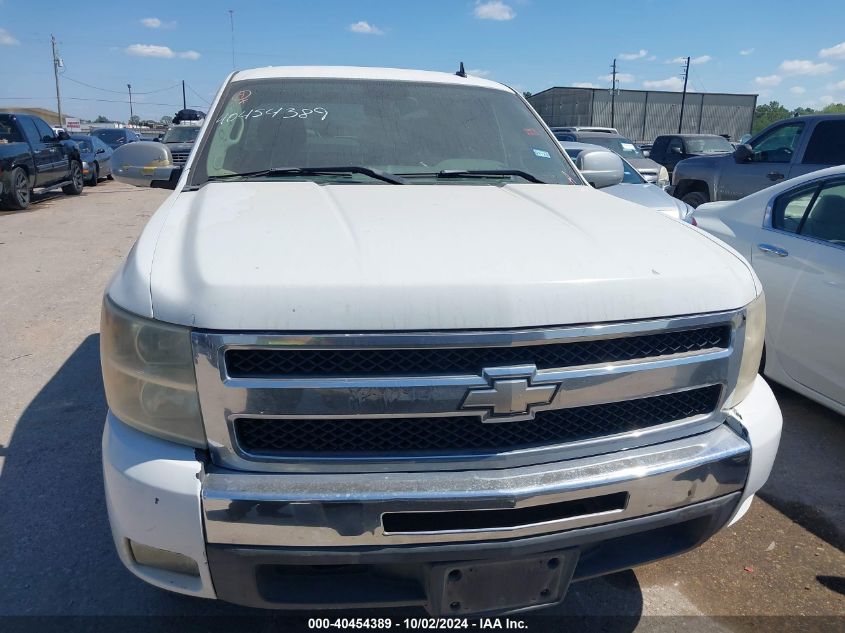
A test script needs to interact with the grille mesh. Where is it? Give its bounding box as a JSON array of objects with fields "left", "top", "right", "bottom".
[
  {"left": 235, "top": 385, "right": 722, "bottom": 457},
  {"left": 225, "top": 326, "right": 731, "bottom": 378}
]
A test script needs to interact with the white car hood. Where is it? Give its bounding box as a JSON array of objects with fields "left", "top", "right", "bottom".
[
  {"left": 112, "top": 182, "right": 757, "bottom": 330},
  {"left": 604, "top": 183, "right": 690, "bottom": 220}
]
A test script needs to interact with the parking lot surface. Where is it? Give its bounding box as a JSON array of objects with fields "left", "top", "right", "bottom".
[{"left": 0, "top": 183, "right": 843, "bottom": 630}]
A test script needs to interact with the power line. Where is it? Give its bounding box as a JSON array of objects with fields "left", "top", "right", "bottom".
[
  {"left": 185, "top": 83, "right": 211, "bottom": 105},
  {"left": 62, "top": 75, "right": 182, "bottom": 95}
]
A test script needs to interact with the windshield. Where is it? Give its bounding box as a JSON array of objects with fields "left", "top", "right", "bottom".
[
  {"left": 564, "top": 148, "right": 644, "bottom": 184},
  {"left": 580, "top": 136, "right": 643, "bottom": 158},
  {"left": 72, "top": 137, "right": 93, "bottom": 152},
  {"left": 92, "top": 129, "right": 127, "bottom": 145},
  {"left": 191, "top": 78, "right": 579, "bottom": 186},
  {"left": 164, "top": 126, "right": 200, "bottom": 143},
  {"left": 684, "top": 135, "right": 733, "bottom": 154}
]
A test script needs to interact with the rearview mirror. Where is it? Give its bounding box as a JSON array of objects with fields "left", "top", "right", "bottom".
[
  {"left": 734, "top": 143, "right": 753, "bottom": 163},
  {"left": 576, "top": 149, "right": 624, "bottom": 189},
  {"left": 111, "top": 141, "right": 181, "bottom": 189}
]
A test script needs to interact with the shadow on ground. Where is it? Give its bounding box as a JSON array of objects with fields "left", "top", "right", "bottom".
[{"left": 0, "top": 334, "right": 644, "bottom": 628}]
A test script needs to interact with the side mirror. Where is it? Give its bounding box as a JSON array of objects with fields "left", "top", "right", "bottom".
[
  {"left": 111, "top": 141, "right": 181, "bottom": 189},
  {"left": 576, "top": 149, "right": 625, "bottom": 189},
  {"left": 670, "top": 146, "right": 683, "bottom": 155},
  {"left": 57, "top": 130, "right": 71, "bottom": 141},
  {"left": 734, "top": 144, "right": 753, "bottom": 163}
]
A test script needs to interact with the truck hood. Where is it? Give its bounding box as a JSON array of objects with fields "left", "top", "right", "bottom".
[
  {"left": 113, "top": 182, "right": 757, "bottom": 330},
  {"left": 604, "top": 183, "right": 691, "bottom": 220}
]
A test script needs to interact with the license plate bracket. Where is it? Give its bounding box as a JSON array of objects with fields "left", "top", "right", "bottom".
[{"left": 428, "top": 550, "right": 578, "bottom": 616}]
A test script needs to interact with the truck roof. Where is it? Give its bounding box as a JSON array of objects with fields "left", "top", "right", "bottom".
[{"left": 231, "top": 66, "right": 511, "bottom": 92}]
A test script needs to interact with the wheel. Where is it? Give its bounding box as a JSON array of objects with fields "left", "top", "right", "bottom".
[
  {"left": 62, "top": 161, "right": 84, "bottom": 195},
  {"left": 88, "top": 163, "right": 99, "bottom": 187},
  {"left": 1, "top": 167, "right": 31, "bottom": 210},
  {"left": 681, "top": 191, "right": 709, "bottom": 208}
]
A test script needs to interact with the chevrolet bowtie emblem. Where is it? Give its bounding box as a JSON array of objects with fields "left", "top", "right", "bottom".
[{"left": 462, "top": 366, "right": 560, "bottom": 422}]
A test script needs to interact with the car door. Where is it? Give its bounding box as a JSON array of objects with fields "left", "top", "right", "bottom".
[
  {"left": 717, "top": 121, "right": 804, "bottom": 201},
  {"left": 789, "top": 119, "right": 845, "bottom": 179},
  {"left": 753, "top": 176, "right": 845, "bottom": 406},
  {"left": 17, "top": 116, "right": 53, "bottom": 187},
  {"left": 32, "top": 117, "right": 64, "bottom": 183},
  {"left": 94, "top": 137, "right": 112, "bottom": 175}
]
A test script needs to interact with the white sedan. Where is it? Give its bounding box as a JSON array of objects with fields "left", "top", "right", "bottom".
[{"left": 694, "top": 165, "right": 845, "bottom": 415}]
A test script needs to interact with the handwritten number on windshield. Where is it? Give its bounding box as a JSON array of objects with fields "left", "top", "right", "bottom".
[{"left": 215, "top": 107, "right": 328, "bottom": 125}]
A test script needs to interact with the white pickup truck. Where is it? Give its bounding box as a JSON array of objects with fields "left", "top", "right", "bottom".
[{"left": 102, "top": 66, "right": 781, "bottom": 616}]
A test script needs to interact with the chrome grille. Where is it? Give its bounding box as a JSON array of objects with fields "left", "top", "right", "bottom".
[
  {"left": 235, "top": 386, "right": 721, "bottom": 457},
  {"left": 225, "top": 326, "right": 730, "bottom": 378},
  {"left": 192, "top": 310, "right": 743, "bottom": 473},
  {"left": 171, "top": 151, "right": 190, "bottom": 165}
]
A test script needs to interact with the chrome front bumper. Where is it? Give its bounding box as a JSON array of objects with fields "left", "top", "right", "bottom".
[{"left": 202, "top": 423, "right": 750, "bottom": 548}]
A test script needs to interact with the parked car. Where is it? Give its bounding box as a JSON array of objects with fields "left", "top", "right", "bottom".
[
  {"left": 553, "top": 130, "right": 668, "bottom": 186},
  {"left": 560, "top": 141, "right": 695, "bottom": 222},
  {"left": 161, "top": 123, "right": 201, "bottom": 166},
  {"left": 670, "top": 114, "right": 845, "bottom": 208},
  {"left": 90, "top": 127, "right": 140, "bottom": 150},
  {"left": 71, "top": 134, "right": 113, "bottom": 186},
  {"left": 0, "top": 112, "right": 84, "bottom": 210},
  {"left": 694, "top": 165, "right": 845, "bottom": 415},
  {"left": 649, "top": 134, "right": 735, "bottom": 176},
  {"left": 101, "top": 65, "right": 779, "bottom": 615}
]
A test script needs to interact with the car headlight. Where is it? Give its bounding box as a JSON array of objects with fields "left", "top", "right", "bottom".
[
  {"left": 100, "top": 297, "right": 206, "bottom": 447},
  {"left": 656, "top": 166, "right": 670, "bottom": 189},
  {"left": 725, "top": 292, "right": 766, "bottom": 409}
]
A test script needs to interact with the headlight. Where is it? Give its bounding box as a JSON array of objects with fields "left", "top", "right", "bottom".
[
  {"left": 656, "top": 166, "right": 670, "bottom": 189},
  {"left": 100, "top": 297, "right": 206, "bottom": 447},
  {"left": 725, "top": 293, "right": 766, "bottom": 408}
]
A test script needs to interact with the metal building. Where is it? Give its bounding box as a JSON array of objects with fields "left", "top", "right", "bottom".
[{"left": 528, "top": 87, "right": 757, "bottom": 143}]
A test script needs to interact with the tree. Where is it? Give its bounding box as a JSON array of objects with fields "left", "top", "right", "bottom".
[
  {"left": 160, "top": 115, "right": 173, "bottom": 126},
  {"left": 752, "top": 101, "right": 790, "bottom": 134},
  {"left": 94, "top": 115, "right": 110, "bottom": 123},
  {"left": 822, "top": 102, "right": 845, "bottom": 114},
  {"left": 129, "top": 115, "right": 141, "bottom": 126},
  {"left": 522, "top": 91, "right": 533, "bottom": 99}
]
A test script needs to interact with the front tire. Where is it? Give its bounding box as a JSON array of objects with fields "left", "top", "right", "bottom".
[
  {"left": 88, "top": 163, "right": 99, "bottom": 187},
  {"left": 62, "top": 161, "right": 84, "bottom": 195},
  {"left": 681, "top": 191, "right": 709, "bottom": 208},
  {"left": 2, "top": 167, "right": 31, "bottom": 210}
]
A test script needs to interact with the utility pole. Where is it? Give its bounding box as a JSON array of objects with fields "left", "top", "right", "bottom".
[
  {"left": 678, "top": 56, "right": 690, "bottom": 133},
  {"left": 51, "top": 35, "right": 63, "bottom": 126},
  {"left": 229, "top": 10, "right": 235, "bottom": 70},
  {"left": 610, "top": 58, "right": 618, "bottom": 128},
  {"left": 127, "top": 84, "right": 134, "bottom": 123},
  {"left": 182, "top": 80, "right": 187, "bottom": 110}
]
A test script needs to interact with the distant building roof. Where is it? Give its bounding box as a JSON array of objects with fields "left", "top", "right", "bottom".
[{"left": 0, "top": 107, "right": 80, "bottom": 127}]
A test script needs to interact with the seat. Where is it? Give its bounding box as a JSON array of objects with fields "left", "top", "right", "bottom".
[{"left": 803, "top": 194, "right": 845, "bottom": 243}]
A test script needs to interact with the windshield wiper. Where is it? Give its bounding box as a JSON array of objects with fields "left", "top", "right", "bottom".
[
  {"left": 399, "top": 169, "right": 545, "bottom": 184},
  {"left": 205, "top": 166, "right": 406, "bottom": 185}
]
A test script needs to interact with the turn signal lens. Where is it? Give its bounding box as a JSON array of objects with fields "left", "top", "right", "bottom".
[{"left": 725, "top": 293, "right": 766, "bottom": 409}]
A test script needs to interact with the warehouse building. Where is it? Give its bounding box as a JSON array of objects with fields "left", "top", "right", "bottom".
[{"left": 528, "top": 87, "right": 757, "bottom": 143}]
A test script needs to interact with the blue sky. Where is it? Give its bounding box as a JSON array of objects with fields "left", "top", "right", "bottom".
[{"left": 2, "top": 0, "right": 845, "bottom": 122}]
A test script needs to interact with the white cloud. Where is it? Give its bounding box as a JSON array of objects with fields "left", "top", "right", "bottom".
[
  {"left": 348, "top": 21, "right": 384, "bottom": 35},
  {"left": 140, "top": 17, "right": 175, "bottom": 29},
  {"left": 598, "top": 72, "right": 635, "bottom": 84},
  {"left": 0, "top": 27, "right": 19, "bottom": 45},
  {"left": 572, "top": 82, "right": 598, "bottom": 88},
  {"left": 473, "top": 1, "right": 516, "bottom": 21},
  {"left": 467, "top": 68, "right": 491, "bottom": 78},
  {"left": 820, "top": 94, "right": 835, "bottom": 105},
  {"left": 779, "top": 59, "right": 836, "bottom": 76},
  {"left": 619, "top": 49, "right": 648, "bottom": 61},
  {"left": 125, "top": 44, "right": 200, "bottom": 60},
  {"left": 665, "top": 55, "right": 712, "bottom": 65},
  {"left": 819, "top": 42, "right": 845, "bottom": 59},
  {"left": 790, "top": 86, "right": 806, "bottom": 94},
  {"left": 828, "top": 79, "right": 845, "bottom": 91},
  {"left": 740, "top": 48, "right": 754, "bottom": 56},
  {"left": 643, "top": 77, "right": 685, "bottom": 90},
  {"left": 754, "top": 74, "right": 782, "bottom": 87}
]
